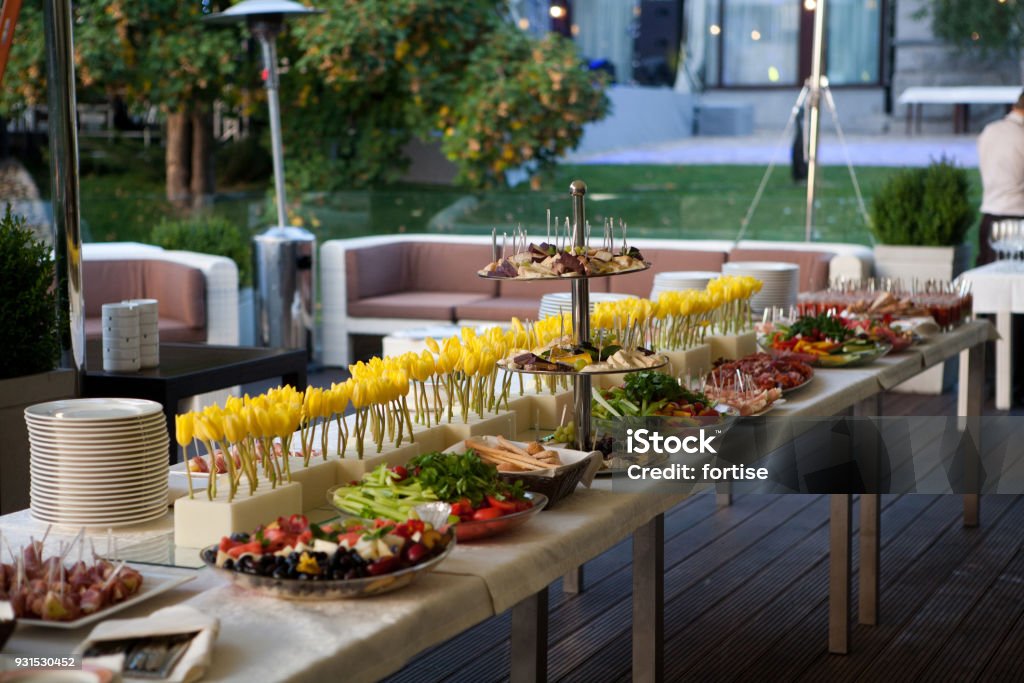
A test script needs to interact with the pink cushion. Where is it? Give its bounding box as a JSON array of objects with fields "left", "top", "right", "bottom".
[
  {"left": 727, "top": 248, "right": 834, "bottom": 292},
  {"left": 345, "top": 242, "right": 407, "bottom": 302},
  {"left": 348, "top": 292, "right": 490, "bottom": 321},
  {"left": 406, "top": 243, "right": 496, "bottom": 295},
  {"left": 83, "top": 259, "right": 206, "bottom": 334},
  {"left": 607, "top": 249, "right": 727, "bottom": 297}
]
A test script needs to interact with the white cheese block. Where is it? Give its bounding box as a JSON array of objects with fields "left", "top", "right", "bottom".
[
  {"left": 707, "top": 331, "right": 757, "bottom": 362},
  {"left": 662, "top": 344, "right": 713, "bottom": 382},
  {"left": 284, "top": 456, "right": 342, "bottom": 512},
  {"left": 173, "top": 481, "right": 302, "bottom": 549}
]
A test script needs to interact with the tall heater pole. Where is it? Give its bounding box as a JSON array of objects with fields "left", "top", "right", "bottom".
[
  {"left": 43, "top": 0, "right": 84, "bottom": 387},
  {"left": 804, "top": 0, "right": 827, "bottom": 242}
]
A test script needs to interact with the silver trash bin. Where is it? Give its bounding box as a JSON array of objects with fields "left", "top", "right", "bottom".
[{"left": 252, "top": 226, "right": 316, "bottom": 358}]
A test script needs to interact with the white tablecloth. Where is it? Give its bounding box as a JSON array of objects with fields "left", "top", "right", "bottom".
[{"left": 960, "top": 261, "right": 1024, "bottom": 315}]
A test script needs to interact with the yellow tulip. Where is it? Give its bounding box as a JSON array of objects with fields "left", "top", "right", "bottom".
[
  {"left": 223, "top": 413, "right": 246, "bottom": 444},
  {"left": 175, "top": 412, "right": 194, "bottom": 447},
  {"left": 425, "top": 337, "right": 440, "bottom": 354}
]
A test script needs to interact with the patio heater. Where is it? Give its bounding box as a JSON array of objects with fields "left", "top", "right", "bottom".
[{"left": 205, "top": 0, "right": 322, "bottom": 358}]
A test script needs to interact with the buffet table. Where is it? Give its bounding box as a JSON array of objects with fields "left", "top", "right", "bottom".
[
  {"left": 1, "top": 321, "right": 994, "bottom": 680},
  {"left": 0, "top": 483, "right": 684, "bottom": 683}
]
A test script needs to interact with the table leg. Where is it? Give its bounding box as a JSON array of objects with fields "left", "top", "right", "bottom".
[
  {"left": 829, "top": 494, "right": 852, "bottom": 654},
  {"left": 510, "top": 586, "right": 548, "bottom": 683},
  {"left": 633, "top": 513, "right": 664, "bottom": 683},
  {"left": 996, "top": 311, "right": 1012, "bottom": 410},
  {"left": 563, "top": 566, "right": 584, "bottom": 595},
  {"left": 963, "top": 340, "right": 985, "bottom": 527},
  {"left": 905, "top": 103, "right": 912, "bottom": 135},
  {"left": 715, "top": 481, "right": 733, "bottom": 507},
  {"left": 859, "top": 495, "right": 880, "bottom": 625},
  {"left": 916, "top": 103, "right": 922, "bottom": 134},
  {"left": 853, "top": 396, "right": 880, "bottom": 627}
]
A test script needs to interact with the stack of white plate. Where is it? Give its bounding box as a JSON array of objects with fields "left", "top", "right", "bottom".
[
  {"left": 649, "top": 271, "right": 722, "bottom": 299},
  {"left": 538, "top": 292, "right": 636, "bottom": 320},
  {"left": 722, "top": 261, "right": 800, "bottom": 315},
  {"left": 25, "top": 398, "right": 169, "bottom": 527}
]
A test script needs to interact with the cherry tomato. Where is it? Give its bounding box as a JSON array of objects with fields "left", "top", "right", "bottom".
[
  {"left": 486, "top": 494, "right": 518, "bottom": 513},
  {"left": 391, "top": 465, "right": 409, "bottom": 481},
  {"left": 472, "top": 507, "right": 504, "bottom": 521}
]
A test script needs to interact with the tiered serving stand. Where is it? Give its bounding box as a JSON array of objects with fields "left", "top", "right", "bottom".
[{"left": 483, "top": 180, "right": 660, "bottom": 452}]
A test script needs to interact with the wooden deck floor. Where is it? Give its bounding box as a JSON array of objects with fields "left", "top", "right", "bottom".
[{"left": 375, "top": 391, "right": 1024, "bottom": 683}]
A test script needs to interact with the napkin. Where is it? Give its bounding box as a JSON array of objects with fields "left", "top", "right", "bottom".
[
  {"left": 75, "top": 606, "right": 219, "bottom": 683},
  {"left": 898, "top": 316, "right": 941, "bottom": 340}
]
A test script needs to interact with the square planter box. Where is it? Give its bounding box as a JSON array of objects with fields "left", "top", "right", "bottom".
[
  {"left": 173, "top": 481, "right": 303, "bottom": 549},
  {"left": 1, "top": 369, "right": 76, "bottom": 514}
]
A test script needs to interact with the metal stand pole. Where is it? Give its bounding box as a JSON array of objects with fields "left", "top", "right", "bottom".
[
  {"left": 254, "top": 25, "right": 288, "bottom": 228},
  {"left": 570, "top": 180, "right": 591, "bottom": 452},
  {"left": 804, "top": 0, "right": 827, "bottom": 242},
  {"left": 43, "top": 0, "right": 84, "bottom": 387}
]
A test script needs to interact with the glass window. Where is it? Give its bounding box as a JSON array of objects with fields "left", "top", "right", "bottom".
[
  {"left": 721, "top": 0, "right": 800, "bottom": 86},
  {"left": 826, "top": 0, "right": 881, "bottom": 85}
]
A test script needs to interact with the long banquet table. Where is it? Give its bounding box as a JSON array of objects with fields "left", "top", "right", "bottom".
[{"left": 0, "top": 320, "right": 994, "bottom": 681}]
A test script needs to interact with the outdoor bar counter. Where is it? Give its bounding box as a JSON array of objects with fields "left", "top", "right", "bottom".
[{"left": 0, "top": 320, "right": 994, "bottom": 681}]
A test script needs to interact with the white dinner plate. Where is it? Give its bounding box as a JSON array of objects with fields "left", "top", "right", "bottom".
[
  {"left": 25, "top": 398, "right": 164, "bottom": 421},
  {"left": 29, "top": 506, "right": 168, "bottom": 528},
  {"left": 25, "top": 417, "right": 166, "bottom": 433},
  {"left": 29, "top": 500, "right": 168, "bottom": 521},
  {"left": 31, "top": 478, "right": 167, "bottom": 498},
  {"left": 30, "top": 451, "right": 167, "bottom": 467},
  {"left": 30, "top": 495, "right": 166, "bottom": 514},
  {"left": 30, "top": 462, "right": 165, "bottom": 481},
  {"left": 30, "top": 446, "right": 167, "bottom": 462}
]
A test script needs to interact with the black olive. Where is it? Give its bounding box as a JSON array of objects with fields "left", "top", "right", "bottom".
[
  {"left": 229, "top": 532, "right": 249, "bottom": 542},
  {"left": 222, "top": 559, "right": 235, "bottom": 570}
]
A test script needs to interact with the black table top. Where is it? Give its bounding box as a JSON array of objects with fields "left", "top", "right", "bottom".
[{"left": 84, "top": 341, "right": 307, "bottom": 382}]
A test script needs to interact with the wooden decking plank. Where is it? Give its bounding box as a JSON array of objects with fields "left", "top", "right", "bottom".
[
  {"left": 543, "top": 494, "right": 826, "bottom": 681},
  {"left": 787, "top": 494, "right": 1019, "bottom": 683},
  {"left": 856, "top": 497, "right": 1024, "bottom": 681},
  {"left": 916, "top": 545, "right": 1024, "bottom": 681},
  {"left": 975, "top": 548, "right": 1024, "bottom": 681},
  {"left": 687, "top": 493, "right": 965, "bottom": 681}
]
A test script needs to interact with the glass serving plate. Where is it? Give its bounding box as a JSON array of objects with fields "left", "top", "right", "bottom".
[
  {"left": 199, "top": 533, "right": 455, "bottom": 600},
  {"left": 327, "top": 490, "right": 548, "bottom": 543},
  {"left": 477, "top": 261, "right": 650, "bottom": 282}
]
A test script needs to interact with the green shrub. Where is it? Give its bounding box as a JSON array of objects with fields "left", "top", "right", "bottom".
[
  {"left": 149, "top": 215, "right": 252, "bottom": 286},
  {"left": 0, "top": 205, "right": 60, "bottom": 378},
  {"left": 870, "top": 159, "right": 973, "bottom": 246}
]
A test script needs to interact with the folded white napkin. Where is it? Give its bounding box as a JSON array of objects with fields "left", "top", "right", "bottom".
[
  {"left": 75, "top": 605, "right": 219, "bottom": 683},
  {"left": 899, "top": 316, "right": 941, "bottom": 340}
]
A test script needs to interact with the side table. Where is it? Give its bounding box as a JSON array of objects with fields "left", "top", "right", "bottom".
[
  {"left": 83, "top": 342, "right": 307, "bottom": 463},
  {"left": 958, "top": 261, "right": 1024, "bottom": 409}
]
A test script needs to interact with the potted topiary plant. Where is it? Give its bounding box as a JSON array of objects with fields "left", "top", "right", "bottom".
[
  {"left": 869, "top": 160, "right": 974, "bottom": 395},
  {"left": 0, "top": 204, "right": 75, "bottom": 513},
  {"left": 870, "top": 158, "right": 974, "bottom": 281}
]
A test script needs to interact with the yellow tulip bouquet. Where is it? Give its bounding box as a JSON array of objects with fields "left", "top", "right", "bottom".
[
  {"left": 707, "top": 275, "right": 762, "bottom": 335},
  {"left": 175, "top": 389, "right": 303, "bottom": 501}
]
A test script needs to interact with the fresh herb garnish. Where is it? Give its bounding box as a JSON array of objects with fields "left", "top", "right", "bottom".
[{"left": 409, "top": 451, "right": 525, "bottom": 507}]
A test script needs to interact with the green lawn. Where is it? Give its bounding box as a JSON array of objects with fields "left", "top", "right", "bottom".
[{"left": 58, "top": 147, "right": 982, "bottom": 249}]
